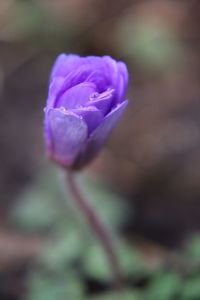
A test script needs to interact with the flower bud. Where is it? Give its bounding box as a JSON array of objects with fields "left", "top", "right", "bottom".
[{"left": 44, "top": 54, "right": 128, "bottom": 169}]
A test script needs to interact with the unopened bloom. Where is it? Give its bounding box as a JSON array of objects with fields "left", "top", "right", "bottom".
[{"left": 44, "top": 54, "right": 128, "bottom": 169}]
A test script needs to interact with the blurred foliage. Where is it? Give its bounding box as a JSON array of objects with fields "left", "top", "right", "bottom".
[
  {"left": 116, "top": 18, "right": 182, "bottom": 72},
  {"left": 181, "top": 276, "right": 200, "bottom": 300},
  {"left": 26, "top": 271, "right": 84, "bottom": 300},
  {"left": 185, "top": 235, "right": 200, "bottom": 259},
  {"left": 146, "top": 271, "right": 182, "bottom": 300},
  {"left": 11, "top": 167, "right": 66, "bottom": 231},
  {"left": 10, "top": 167, "right": 200, "bottom": 299}
]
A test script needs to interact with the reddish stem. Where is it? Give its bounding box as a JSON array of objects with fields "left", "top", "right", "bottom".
[{"left": 66, "top": 171, "right": 123, "bottom": 290}]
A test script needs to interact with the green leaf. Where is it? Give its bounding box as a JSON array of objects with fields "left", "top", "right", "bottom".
[
  {"left": 116, "top": 19, "right": 182, "bottom": 72},
  {"left": 10, "top": 166, "right": 68, "bottom": 231},
  {"left": 185, "top": 235, "right": 200, "bottom": 259},
  {"left": 82, "top": 242, "right": 112, "bottom": 282},
  {"left": 90, "top": 289, "right": 141, "bottom": 300},
  {"left": 26, "top": 272, "right": 84, "bottom": 300},
  {"left": 182, "top": 276, "right": 200, "bottom": 300},
  {"left": 117, "top": 240, "right": 149, "bottom": 278},
  {"left": 82, "top": 239, "right": 148, "bottom": 282},
  {"left": 39, "top": 227, "right": 84, "bottom": 271},
  {"left": 146, "top": 271, "right": 182, "bottom": 300}
]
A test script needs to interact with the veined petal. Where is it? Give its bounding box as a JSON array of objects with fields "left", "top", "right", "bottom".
[
  {"left": 56, "top": 82, "right": 96, "bottom": 109},
  {"left": 56, "top": 56, "right": 110, "bottom": 93},
  {"left": 71, "top": 106, "right": 103, "bottom": 133},
  {"left": 50, "top": 54, "right": 80, "bottom": 79},
  {"left": 46, "top": 108, "right": 88, "bottom": 167},
  {"left": 74, "top": 100, "right": 128, "bottom": 168},
  {"left": 47, "top": 76, "right": 65, "bottom": 107},
  {"left": 54, "top": 66, "right": 94, "bottom": 100}
]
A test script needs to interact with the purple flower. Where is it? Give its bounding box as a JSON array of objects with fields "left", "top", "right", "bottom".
[{"left": 44, "top": 54, "right": 128, "bottom": 169}]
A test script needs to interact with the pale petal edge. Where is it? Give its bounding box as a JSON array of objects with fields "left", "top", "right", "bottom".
[{"left": 45, "top": 108, "right": 88, "bottom": 168}]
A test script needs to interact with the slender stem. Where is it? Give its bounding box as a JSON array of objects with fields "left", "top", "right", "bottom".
[{"left": 66, "top": 171, "right": 123, "bottom": 289}]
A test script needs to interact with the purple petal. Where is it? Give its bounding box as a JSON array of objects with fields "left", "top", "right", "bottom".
[
  {"left": 57, "top": 68, "right": 97, "bottom": 99},
  {"left": 52, "top": 56, "right": 123, "bottom": 97},
  {"left": 103, "top": 56, "right": 118, "bottom": 80},
  {"left": 86, "top": 89, "right": 114, "bottom": 115},
  {"left": 85, "top": 70, "right": 109, "bottom": 92},
  {"left": 116, "top": 62, "right": 129, "bottom": 102},
  {"left": 71, "top": 106, "right": 103, "bottom": 133},
  {"left": 118, "top": 62, "right": 128, "bottom": 89},
  {"left": 50, "top": 54, "right": 81, "bottom": 79},
  {"left": 103, "top": 56, "right": 128, "bottom": 103},
  {"left": 44, "top": 110, "right": 52, "bottom": 151},
  {"left": 103, "top": 56, "right": 118, "bottom": 88},
  {"left": 75, "top": 100, "right": 128, "bottom": 168},
  {"left": 56, "top": 82, "right": 96, "bottom": 109},
  {"left": 84, "top": 56, "right": 109, "bottom": 76},
  {"left": 46, "top": 108, "right": 88, "bottom": 167},
  {"left": 47, "top": 76, "right": 65, "bottom": 107},
  {"left": 49, "top": 55, "right": 128, "bottom": 104},
  {"left": 58, "top": 56, "right": 109, "bottom": 93},
  {"left": 84, "top": 57, "right": 114, "bottom": 91},
  {"left": 88, "top": 100, "right": 128, "bottom": 148}
]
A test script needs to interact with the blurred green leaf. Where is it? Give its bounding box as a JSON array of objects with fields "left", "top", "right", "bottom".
[
  {"left": 26, "top": 272, "right": 84, "bottom": 300},
  {"left": 10, "top": 166, "right": 67, "bottom": 231},
  {"left": 39, "top": 227, "right": 84, "bottom": 271},
  {"left": 13, "top": 167, "right": 157, "bottom": 299},
  {"left": 117, "top": 240, "right": 149, "bottom": 278},
  {"left": 82, "top": 242, "right": 112, "bottom": 282},
  {"left": 117, "top": 20, "right": 182, "bottom": 72},
  {"left": 10, "top": 2, "right": 62, "bottom": 39},
  {"left": 185, "top": 235, "right": 200, "bottom": 259},
  {"left": 82, "top": 239, "right": 148, "bottom": 282},
  {"left": 90, "top": 289, "right": 141, "bottom": 300},
  {"left": 146, "top": 271, "right": 182, "bottom": 300},
  {"left": 181, "top": 276, "right": 200, "bottom": 300},
  {"left": 12, "top": 168, "right": 129, "bottom": 233}
]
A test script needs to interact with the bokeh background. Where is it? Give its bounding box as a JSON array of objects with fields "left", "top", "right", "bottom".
[{"left": 0, "top": 0, "right": 200, "bottom": 299}]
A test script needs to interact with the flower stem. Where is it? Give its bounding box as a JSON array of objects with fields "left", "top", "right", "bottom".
[{"left": 66, "top": 171, "right": 123, "bottom": 290}]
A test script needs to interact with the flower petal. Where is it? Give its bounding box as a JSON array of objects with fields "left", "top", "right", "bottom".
[
  {"left": 57, "top": 56, "right": 110, "bottom": 93},
  {"left": 116, "top": 62, "right": 129, "bottom": 102},
  {"left": 46, "top": 108, "right": 88, "bottom": 167},
  {"left": 118, "top": 62, "right": 128, "bottom": 89},
  {"left": 71, "top": 106, "right": 103, "bottom": 133},
  {"left": 50, "top": 54, "right": 80, "bottom": 79},
  {"left": 85, "top": 70, "right": 109, "bottom": 92},
  {"left": 103, "top": 56, "right": 118, "bottom": 89},
  {"left": 74, "top": 100, "right": 128, "bottom": 168},
  {"left": 47, "top": 76, "right": 65, "bottom": 107},
  {"left": 56, "top": 82, "right": 96, "bottom": 109},
  {"left": 85, "top": 88, "right": 114, "bottom": 115},
  {"left": 103, "top": 56, "right": 128, "bottom": 103},
  {"left": 50, "top": 55, "right": 128, "bottom": 104},
  {"left": 88, "top": 100, "right": 128, "bottom": 148}
]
